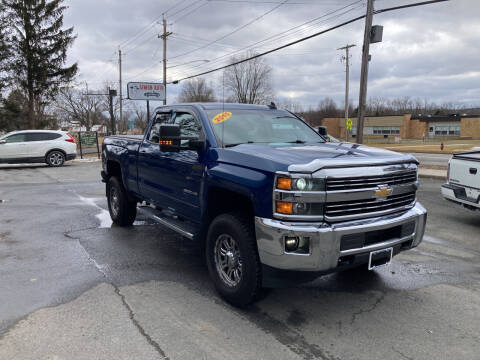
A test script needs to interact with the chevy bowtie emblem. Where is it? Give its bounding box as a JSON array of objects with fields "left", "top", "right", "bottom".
[{"left": 375, "top": 185, "right": 393, "bottom": 199}]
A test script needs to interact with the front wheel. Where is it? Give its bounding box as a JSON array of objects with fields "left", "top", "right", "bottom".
[
  {"left": 206, "top": 212, "right": 262, "bottom": 307},
  {"left": 46, "top": 151, "right": 65, "bottom": 167},
  {"left": 107, "top": 176, "right": 137, "bottom": 226}
]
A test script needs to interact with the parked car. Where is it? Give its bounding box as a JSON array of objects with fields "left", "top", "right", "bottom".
[
  {"left": 0, "top": 130, "right": 76, "bottom": 166},
  {"left": 442, "top": 151, "right": 480, "bottom": 211},
  {"left": 101, "top": 103, "right": 427, "bottom": 306}
]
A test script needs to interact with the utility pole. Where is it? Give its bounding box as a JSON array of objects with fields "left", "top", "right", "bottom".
[
  {"left": 338, "top": 44, "right": 355, "bottom": 142},
  {"left": 159, "top": 17, "right": 172, "bottom": 105},
  {"left": 118, "top": 48, "right": 123, "bottom": 126},
  {"left": 356, "top": 0, "right": 374, "bottom": 144},
  {"left": 108, "top": 87, "right": 117, "bottom": 135}
]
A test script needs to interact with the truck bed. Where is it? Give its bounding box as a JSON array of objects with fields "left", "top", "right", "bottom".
[{"left": 452, "top": 151, "right": 480, "bottom": 162}]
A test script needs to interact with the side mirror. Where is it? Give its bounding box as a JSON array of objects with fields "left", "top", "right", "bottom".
[
  {"left": 0, "top": 140, "right": 6, "bottom": 144},
  {"left": 318, "top": 126, "right": 328, "bottom": 136},
  {"left": 159, "top": 124, "right": 180, "bottom": 152},
  {"left": 188, "top": 139, "right": 205, "bottom": 152}
]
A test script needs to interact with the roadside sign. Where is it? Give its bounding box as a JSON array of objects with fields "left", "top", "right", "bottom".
[
  {"left": 346, "top": 118, "right": 353, "bottom": 131},
  {"left": 80, "top": 132, "right": 97, "bottom": 146},
  {"left": 127, "top": 82, "right": 165, "bottom": 101}
]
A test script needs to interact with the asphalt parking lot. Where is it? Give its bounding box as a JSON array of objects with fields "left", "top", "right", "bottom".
[{"left": 0, "top": 161, "right": 479, "bottom": 360}]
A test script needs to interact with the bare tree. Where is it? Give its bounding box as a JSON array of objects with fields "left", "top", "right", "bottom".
[
  {"left": 131, "top": 102, "right": 148, "bottom": 132},
  {"left": 55, "top": 86, "right": 104, "bottom": 131},
  {"left": 178, "top": 78, "right": 216, "bottom": 103},
  {"left": 223, "top": 52, "right": 273, "bottom": 104}
]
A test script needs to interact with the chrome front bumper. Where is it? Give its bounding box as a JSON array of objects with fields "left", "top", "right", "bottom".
[{"left": 255, "top": 202, "right": 427, "bottom": 272}]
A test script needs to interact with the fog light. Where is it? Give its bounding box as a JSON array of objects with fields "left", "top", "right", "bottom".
[{"left": 285, "top": 236, "right": 299, "bottom": 252}]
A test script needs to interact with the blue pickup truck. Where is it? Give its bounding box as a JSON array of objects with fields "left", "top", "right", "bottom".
[{"left": 101, "top": 103, "right": 427, "bottom": 306}]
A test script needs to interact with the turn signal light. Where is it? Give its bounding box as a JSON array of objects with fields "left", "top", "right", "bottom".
[
  {"left": 277, "top": 177, "right": 291, "bottom": 190},
  {"left": 276, "top": 201, "right": 293, "bottom": 214},
  {"left": 159, "top": 140, "right": 172, "bottom": 145}
]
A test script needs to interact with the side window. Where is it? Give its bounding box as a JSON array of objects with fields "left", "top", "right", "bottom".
[
  {"left": 148, "top": 113, "right": 170, "bottom": 142},
  {"left": 26, "top": 133, "right": 61, "bottom": 142},
  {"left": 5, "top": 134, "right": 26, "bottom": 143},
  {"left": 173, "top": 112, "right": 201, "bottom": 146}
]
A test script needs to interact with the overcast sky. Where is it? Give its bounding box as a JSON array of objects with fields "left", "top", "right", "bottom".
[{"left": 63, "top": 0, "right": 478, "bottom": 110}]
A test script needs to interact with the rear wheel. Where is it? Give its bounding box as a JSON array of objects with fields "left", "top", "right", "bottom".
[
  {"left": 107, "top": 176, "right": 137, "bottom": 226},
  {"left": 206, "top": 212, "right": 262, "bottom": 307},
  {"left": 46, "top": 151, "right": 65, "bottom": 167}
]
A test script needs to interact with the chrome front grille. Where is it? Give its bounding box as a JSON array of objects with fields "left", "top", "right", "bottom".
[
  {"left": 325, "top": 192, "right": 416, "bottom": 220},
  {"left": 326, "top": 170, "right": 417, "bottom": 191},
  {"left": 324, "top": 168, "right": 418, "bottom": 222}
]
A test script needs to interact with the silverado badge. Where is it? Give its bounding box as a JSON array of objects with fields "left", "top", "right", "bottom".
[{"left": 375, "top": 185, "right": 393, "bottom": 199}]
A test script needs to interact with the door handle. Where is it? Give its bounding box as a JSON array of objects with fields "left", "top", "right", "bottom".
[
  {"left": 469, "top": 168, "right": 477, "bottom": 175},
  {"left": 140, "top": 150, "right": 147, "bottom": 153}
]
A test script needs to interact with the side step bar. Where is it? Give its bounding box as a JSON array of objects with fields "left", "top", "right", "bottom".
[{"left": 137, "top": 206, "right": 195, "bottom": 240}]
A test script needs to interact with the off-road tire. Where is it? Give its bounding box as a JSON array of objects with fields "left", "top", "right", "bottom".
[
  {"left": 206, "top": 212, "right": 262, "bottom": 307},
  {"left": 107, "top": 176, "right": 137, "bottom": 226},
  {"left": 46, "top": 150, "right": 65, "bottom": 167}
]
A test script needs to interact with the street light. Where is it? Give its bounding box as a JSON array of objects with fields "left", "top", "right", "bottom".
[{"left": 167, "top": 59, "right": 209, "bottom": 69}]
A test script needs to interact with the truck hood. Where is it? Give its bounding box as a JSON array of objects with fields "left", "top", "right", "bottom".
[{"left": 214, "top": 142, "right": 418, "bottom": 174}]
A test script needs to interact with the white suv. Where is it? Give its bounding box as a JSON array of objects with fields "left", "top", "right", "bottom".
[{"left": 0, "top": 130, "right": 77, "bottom": 167}]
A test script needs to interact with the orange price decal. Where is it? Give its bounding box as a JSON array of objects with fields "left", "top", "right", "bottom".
[{"left": 212, "top": 112, "right": 232, "bottom": 124}]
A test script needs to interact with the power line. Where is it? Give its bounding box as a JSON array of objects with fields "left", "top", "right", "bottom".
[
  {"left": 172, "top": 14, "right": 366, "bottom": 83},
  {"left": 118, "top": 0, "right": 191, "bottom": 50},
  {"left": 168, "top": 0, "right": 290, "bottom": 60},
  {"left": 169, "top": 0, "right": 449, "bottom": 83},
  {"left": 374, "top": 0, "right": 448, "bottom": 14},
  {"left": 206, "top": 0, "right": 312, "bottom": 4},
  {"left": 123, "top": 33, "right": 158, "bottom": 55},
  {"left": 163, "top": 0, "right": 191, "bottom": 15},
  {"left": 168, "top": 0, "right": 205, "bottom": 19},
  {"left": 168, "top": 1, "right": 363, "bottom": 77},
  {"left": 171, "top": 1, "right": 209, "bottom": 24}
]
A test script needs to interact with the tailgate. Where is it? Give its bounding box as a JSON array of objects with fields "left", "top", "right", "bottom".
[{"left": 449, "top": 152, "right": 480, "bottom": 189}]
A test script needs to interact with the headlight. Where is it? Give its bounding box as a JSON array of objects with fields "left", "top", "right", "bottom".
[
  {"left": 276, "top": 176, "right": 324, "bottom": 191},
  {"left": 274, "top": 174, "right": 325, "bottom": 218},
  {"left": 295, "top": 178, "right": 307, "bottom": 190}
]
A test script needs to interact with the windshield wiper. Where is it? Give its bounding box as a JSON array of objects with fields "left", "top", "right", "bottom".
[
  {"left": 286, "top": 140, "right": 306, "bottom": 144},
  {"left": 224, "top": 141, "right": 255, "bottom": 148}
]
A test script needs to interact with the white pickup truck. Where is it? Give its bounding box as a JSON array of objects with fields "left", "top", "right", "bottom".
[{"left": 442, "top": 151, "right": 480, "bottom": 211}]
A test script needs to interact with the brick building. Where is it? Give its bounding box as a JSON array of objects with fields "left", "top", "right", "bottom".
[{"left": 318, "top": 114, "right": 480, "bottom": 140}]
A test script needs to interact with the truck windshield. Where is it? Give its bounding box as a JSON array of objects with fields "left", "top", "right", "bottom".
[{"left": 206, "top": 109, "right": 324, "bottom": 147}]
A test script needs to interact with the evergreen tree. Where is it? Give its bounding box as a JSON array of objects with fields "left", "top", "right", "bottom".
[
  {"left": 0, "top": 2, "right": 11, "bottom": 94},
  {"left": 3, "top": 0, "right": 77, "bottom": 128}
]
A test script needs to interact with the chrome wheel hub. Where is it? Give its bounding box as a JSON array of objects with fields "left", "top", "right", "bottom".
[
  {"left": 214, "top": 234, "right": 242, "bottom": 287},
  {"left": 110, "top": 187, "right": 120, "bottom": 217},
  {"left": 49, "top": 153, "right": 63, "bottom": 166}
]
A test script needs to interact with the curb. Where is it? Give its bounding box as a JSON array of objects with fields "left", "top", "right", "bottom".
[{"left": 418, "top": 173, "right": 446, "bottom": 180}]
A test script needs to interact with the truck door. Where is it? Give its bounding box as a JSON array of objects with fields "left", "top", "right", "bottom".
[
  {"left": 137, "top": 111, "right": 174, "bottom": 206},
  {"left": 168, "top": 110, "right": 205, "bottom": 223}
]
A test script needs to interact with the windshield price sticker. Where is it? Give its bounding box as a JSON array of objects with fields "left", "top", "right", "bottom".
[{"left": 212, "top": 112, "right": 232, "bottom": 124}]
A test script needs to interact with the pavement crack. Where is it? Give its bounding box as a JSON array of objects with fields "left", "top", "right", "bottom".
[
  {"left": 350, "top": 291, "right": 386, "bottom": 325},
  {"left": 392, "top": 347, "right": 414, "bottom": 360},
  {"left": 75, "top": 237, "right": 169, "bottom": 359},
  {"left": 114, "top": 287, "right": 169, "bottom": 360},
  {"left": 239, "top": 306, "right": 339, "bottom": 360}
]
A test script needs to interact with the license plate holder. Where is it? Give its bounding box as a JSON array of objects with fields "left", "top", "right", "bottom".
[{"left": 368, "top": 247, "right": 393, "bottom": 270}]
